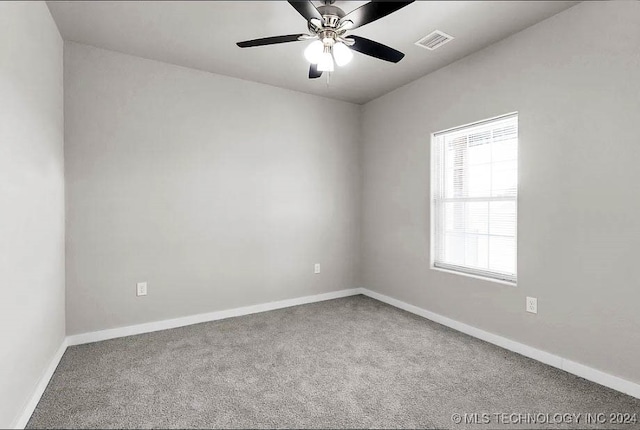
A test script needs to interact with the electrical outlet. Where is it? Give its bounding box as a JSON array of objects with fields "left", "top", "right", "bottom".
[
  {"left": 314, "top": 263, "right": 321, "bottom": 274},
  {"left": 136, "top": 282, "right": 148, "bottom": 296},
  {"left": 526, "top": 296, "right": 537, "bottom": 314}
]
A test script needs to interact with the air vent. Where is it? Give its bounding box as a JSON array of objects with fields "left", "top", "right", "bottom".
[{"left": 415, "top": 30, "right": 454, "bottom": 51}]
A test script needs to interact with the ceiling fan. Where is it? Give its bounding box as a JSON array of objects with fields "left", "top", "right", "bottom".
[{"left": 236, "top": 1, "right": 415, "bottom": 79}]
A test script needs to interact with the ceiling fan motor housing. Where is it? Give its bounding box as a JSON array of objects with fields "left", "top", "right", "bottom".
[
  {"left": 308, "top": 5, "right": 353, "bottom": 49},
  {"left": 318, "top": 5, "right": 346, "bottom": 24}
]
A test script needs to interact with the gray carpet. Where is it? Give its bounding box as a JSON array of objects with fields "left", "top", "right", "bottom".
[{"left": 27, "top": 295, "right": 639, "bottom": 429}]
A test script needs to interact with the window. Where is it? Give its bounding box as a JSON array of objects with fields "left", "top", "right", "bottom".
[{"left": 431, "top": 113, "right": 518, "bottom": 283}]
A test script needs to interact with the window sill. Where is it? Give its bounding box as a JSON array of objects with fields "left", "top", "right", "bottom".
[{"left": 430, "top": 266, "right": 517, "bottom": 287}]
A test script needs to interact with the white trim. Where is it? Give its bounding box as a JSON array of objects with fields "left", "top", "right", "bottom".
[
  {"left": 15, "top": 287, "right": 638, "bottom": 429},
  {"left": 431, "top": 266, "right": 516, "bottom": 287},
  {"left": 16, "top": 288, "right": 363, "bottom": 428},
  {"left": 360, "top": 288, "right": 640, "bottom": 399},
  {"left": 432, "top": 262, "right": 517, "bottom": 284},
  {"left": 12, "top": 338, "right": 68, "bottom": 429},
  {"left": 67, "top": 288, "right": 362, "bottom": 346},
  {"left": 562, "top": 359, "right": 640, "bottom": 400},
  {"left": 433, "top": 111, "right": 518, "bottom": 137}
]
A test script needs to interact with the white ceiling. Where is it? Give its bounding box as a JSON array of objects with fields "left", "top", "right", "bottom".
[{"left": 47, "top": 1, "right": 578, "bottom": 104}]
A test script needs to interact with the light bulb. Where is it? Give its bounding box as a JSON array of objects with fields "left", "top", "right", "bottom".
[
  {"left": 317, "top": 51, "right": 334, "bottom": 72},
  {"left": 304, "top": 40, "right": 324, "bottom": 64},
  {"left": 332, "top": 42, "right": 353, "bottom": 67}
]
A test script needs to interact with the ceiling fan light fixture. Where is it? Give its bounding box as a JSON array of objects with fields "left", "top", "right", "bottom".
[
  {"left": 304, "top": 40, "right": 324, "bottom": 64},
  {"left": 317, "top": 47, "right": 334, "bottom": 72},
  {"left": 333, "top": 41, "right": 353, "bottom": 67}
]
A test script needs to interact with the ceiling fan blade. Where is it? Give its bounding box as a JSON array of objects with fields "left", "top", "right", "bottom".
[
  {"left": 237, "top": 34, "right": 306, "bottom": 48},
  {"left": 341, "top": 1, "right": 414, "bottom": 30},
  {"left": 309, "top": 64, "right": 322, "bottom": 79},
  {"left": 349, "top": 35, "right": 405, "bottom": 63},
  {"left": 288, "top": 1, "right": 323, "bottom": 22}
]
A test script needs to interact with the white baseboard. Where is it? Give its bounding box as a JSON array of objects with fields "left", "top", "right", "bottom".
[
  {"left": 67, "top": 288, "right": 363, "bottom": 346},
  {"left": 16, "top": 288, "right": 362, "bottom": 428},
  {"left": 15, "top": 287, "right": 638, "bottom": 429},
  {"left": 360, "top": 288, "right": 640, "bottom": 399},
  {"left": 12, "top": 338, "right": 68, "bottom": 429}
]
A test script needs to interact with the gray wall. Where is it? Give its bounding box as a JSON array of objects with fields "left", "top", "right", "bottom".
[
  {"left": 0, "top": 2, "right": 65, "bottom": 427},
  {"left": 65, "top": 43, "right": 361, "bottom": 335},
  {"left": 361, "top": 1, "right": 640, "bottom": 384}
]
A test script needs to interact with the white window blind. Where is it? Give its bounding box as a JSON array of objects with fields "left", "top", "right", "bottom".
[{"left": 432, "top": 113, "right": 518, "bottom": 283}]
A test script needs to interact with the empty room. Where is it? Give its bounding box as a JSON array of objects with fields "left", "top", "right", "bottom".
[{"left": 2, "top": 0, "right": 639, "bottom": 428}]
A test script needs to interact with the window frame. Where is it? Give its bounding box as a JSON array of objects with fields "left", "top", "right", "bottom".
[{"left": 429, "top": 112, "right": 518, "bottom": 285}]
